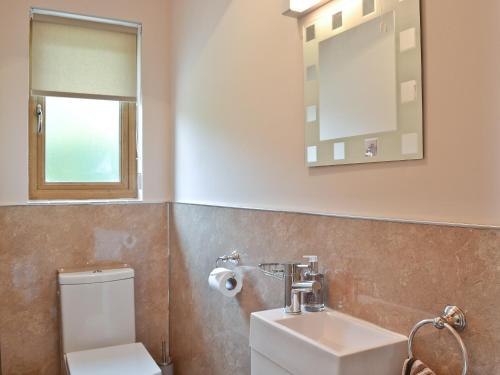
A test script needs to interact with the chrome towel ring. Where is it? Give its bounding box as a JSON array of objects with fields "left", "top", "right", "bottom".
[{"left": 408, "top": 305, "right": 468, "bottom": 375}]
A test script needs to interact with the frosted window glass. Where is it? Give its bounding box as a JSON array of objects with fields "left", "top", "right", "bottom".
[
  {"left": 306, "top": 105, "right": 317, "bottom": 123},
  {"left": 45, "top": 97, "right": 121, "bottom": 183},
  {"left": 307, "top": 146, "right": 317, "bottom": 163},
  {"left": 401, "top": 133, "right": 418, "bottom": 155},
  {"left": 333, "top": 142, "right": 345, "bottom": 160},
  {"left": 399, "top": 27, "right": 416, "bottom": 52},
  {"left": 306, "top": 65, "right": 317, "bottom": 81},
  {"left": 401, "top": 80, "right": 417, "bottom": 103}
]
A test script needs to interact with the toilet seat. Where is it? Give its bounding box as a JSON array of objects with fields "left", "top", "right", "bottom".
[{"left": 65, "top": 342, "right": 161, "bottom": 375}]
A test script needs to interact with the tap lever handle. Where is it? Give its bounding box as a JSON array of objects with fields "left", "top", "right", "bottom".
[{"left": 303, "top": 255, "right": 319, "bottom": 273}]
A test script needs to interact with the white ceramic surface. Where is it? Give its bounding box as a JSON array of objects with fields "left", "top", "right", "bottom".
[
  {"left": 59, "top": 268, "right": 136, "bottom": 353},
  {"left": 250, "top": 308, "right": 408, "bottom": 375},
  {"left": 66, "top": 343, "right": 161, "bottom": 375},
  {"left": 59, "top": 268, "right": 134, "bottom": 285}
]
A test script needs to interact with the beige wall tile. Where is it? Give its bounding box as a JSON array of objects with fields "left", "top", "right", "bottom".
[
  {"left": 170, "top": 203, "right": 500, "bottom": 375},
  {"left": 0, "top": 203, "right": 169, "bottom": 375}
]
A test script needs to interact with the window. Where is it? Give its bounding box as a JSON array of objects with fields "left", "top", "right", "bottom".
[{"left": 29, "top": 10, "right": 140, "bottom": 200}]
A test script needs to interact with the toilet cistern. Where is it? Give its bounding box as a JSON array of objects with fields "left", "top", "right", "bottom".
[{"left": 58, "top": 266, "right": 161, "bottom": 375}]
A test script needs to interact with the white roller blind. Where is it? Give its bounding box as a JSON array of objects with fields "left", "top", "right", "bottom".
[{"left": 31, "top": 14, "right": 138, "bottom": 101}]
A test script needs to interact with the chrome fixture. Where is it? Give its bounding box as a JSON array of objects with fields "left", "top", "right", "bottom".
[
  {"left": 215, "top": 250, "right": 241, "bottom": 267},
  {"left": 302, "top": 255, "right": 325, "bottom": 312},
  {"left": 408, "top": 305, "right": 468, "bottom": 375},
  {"left": 259, "top": 261, "right": 322, "bottom": 314},
  {"left": 36, "top": 103, "right": 43, "bottom": 134},
  {"left": 158, "top": 338, "right": 173, "bottom": 374},
  {"left": 213, "top": 251, "right": 242, "bottom": 292},
  {"left": 364, "top": 138, "right": 378, "bottom": 157}
]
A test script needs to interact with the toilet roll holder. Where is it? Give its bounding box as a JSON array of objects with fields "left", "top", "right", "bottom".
[
  {"left": 215, "top": 250, "right": 241, "bottom": 267},
  {"left": 215, "top": 251, "right": 241, "bottom": 291}
]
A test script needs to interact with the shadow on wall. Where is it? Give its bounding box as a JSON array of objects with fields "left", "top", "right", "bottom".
[
  {"left": 170, "top": 0, "right": 233, "bottom": 80},
  {"left": 169, "top": 204, "right": 284, "bottom": 375},
  {"left": 235, "top": 267, "right": 267, "bottom": 313},
  {"left": 169, "top": 203, "right": 500, "bottom": 375},
  {"left": 170, "top": 0, "right": 232, "bottom": 191}
]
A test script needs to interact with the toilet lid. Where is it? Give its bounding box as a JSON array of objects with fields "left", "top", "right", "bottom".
[{"left": 66, "top": 343, "right": 161, "bottom": 375}]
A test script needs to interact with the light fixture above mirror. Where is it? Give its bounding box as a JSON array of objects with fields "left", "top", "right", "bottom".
[{"left": 284, "top": 0, "right": 333, "bottom": 18}]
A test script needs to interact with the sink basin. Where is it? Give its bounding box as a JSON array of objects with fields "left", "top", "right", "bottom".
[{"left": 250, "top": 308, "right": 407, "bottom": 375}]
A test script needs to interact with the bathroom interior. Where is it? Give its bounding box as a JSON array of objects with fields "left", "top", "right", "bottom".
[{"left": 0, "top": 0, "right": 498, "bottom": 374}]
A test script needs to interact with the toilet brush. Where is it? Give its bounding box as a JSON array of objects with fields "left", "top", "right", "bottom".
[{"left": 158, "top": 339, "right": 173, "bottom": 375}]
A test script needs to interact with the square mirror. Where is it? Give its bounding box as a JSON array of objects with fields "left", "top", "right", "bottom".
[{"left": 303, "top": 0, "right": 423, "bottom": 166}]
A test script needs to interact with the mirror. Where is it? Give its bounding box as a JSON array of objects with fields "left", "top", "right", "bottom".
[{"left": 303, "top": 0, "right": 423, "bottom": 166}]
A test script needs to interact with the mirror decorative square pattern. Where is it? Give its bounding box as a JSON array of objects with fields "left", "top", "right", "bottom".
[{"left": 303, "top": 0, "right": 423, "bottom": 166}]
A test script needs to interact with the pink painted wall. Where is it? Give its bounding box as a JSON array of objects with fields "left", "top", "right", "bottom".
[
  {"left": 171, "top": 0, "right": 500, "bottom": 226},
  {"left": 0, "top": 0, "right": 172, "bottom": 204}
]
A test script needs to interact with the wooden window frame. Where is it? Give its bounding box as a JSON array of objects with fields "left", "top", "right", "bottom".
[{"left": 29, "top": 96, "right": 138, "bottom": 200}]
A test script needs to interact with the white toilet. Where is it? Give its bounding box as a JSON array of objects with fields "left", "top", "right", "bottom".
[{"left": 58, "top": 267, "right": 162, "bottom": 375}]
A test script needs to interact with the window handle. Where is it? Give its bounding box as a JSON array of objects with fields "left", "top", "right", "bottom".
[{"left": 36, "top": 104, "right": 43, "bottom": 134}]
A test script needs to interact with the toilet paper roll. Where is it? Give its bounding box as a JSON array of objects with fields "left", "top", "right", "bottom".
[{"left": 208, "top": 267, "right": 243, "bottom": 297}]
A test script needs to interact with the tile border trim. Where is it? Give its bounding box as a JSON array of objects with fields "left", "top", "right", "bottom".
[{"left": 173, "top": 201, "right": 500, "bottom": 230}]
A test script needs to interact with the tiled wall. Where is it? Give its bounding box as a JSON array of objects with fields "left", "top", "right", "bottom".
[
  {"left": 1, "top": 202, "right": 498, "bottom": 374},
  {"left": 170, "top": 203, "right": 500, "bottom": 375},
  {"left": 0, "top": 203, "right": 169, "bottom": 375}
]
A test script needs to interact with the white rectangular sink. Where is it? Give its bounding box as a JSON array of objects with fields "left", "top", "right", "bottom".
[{"left": 250, "top": 308, "right": 407, "bottom": 375}]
